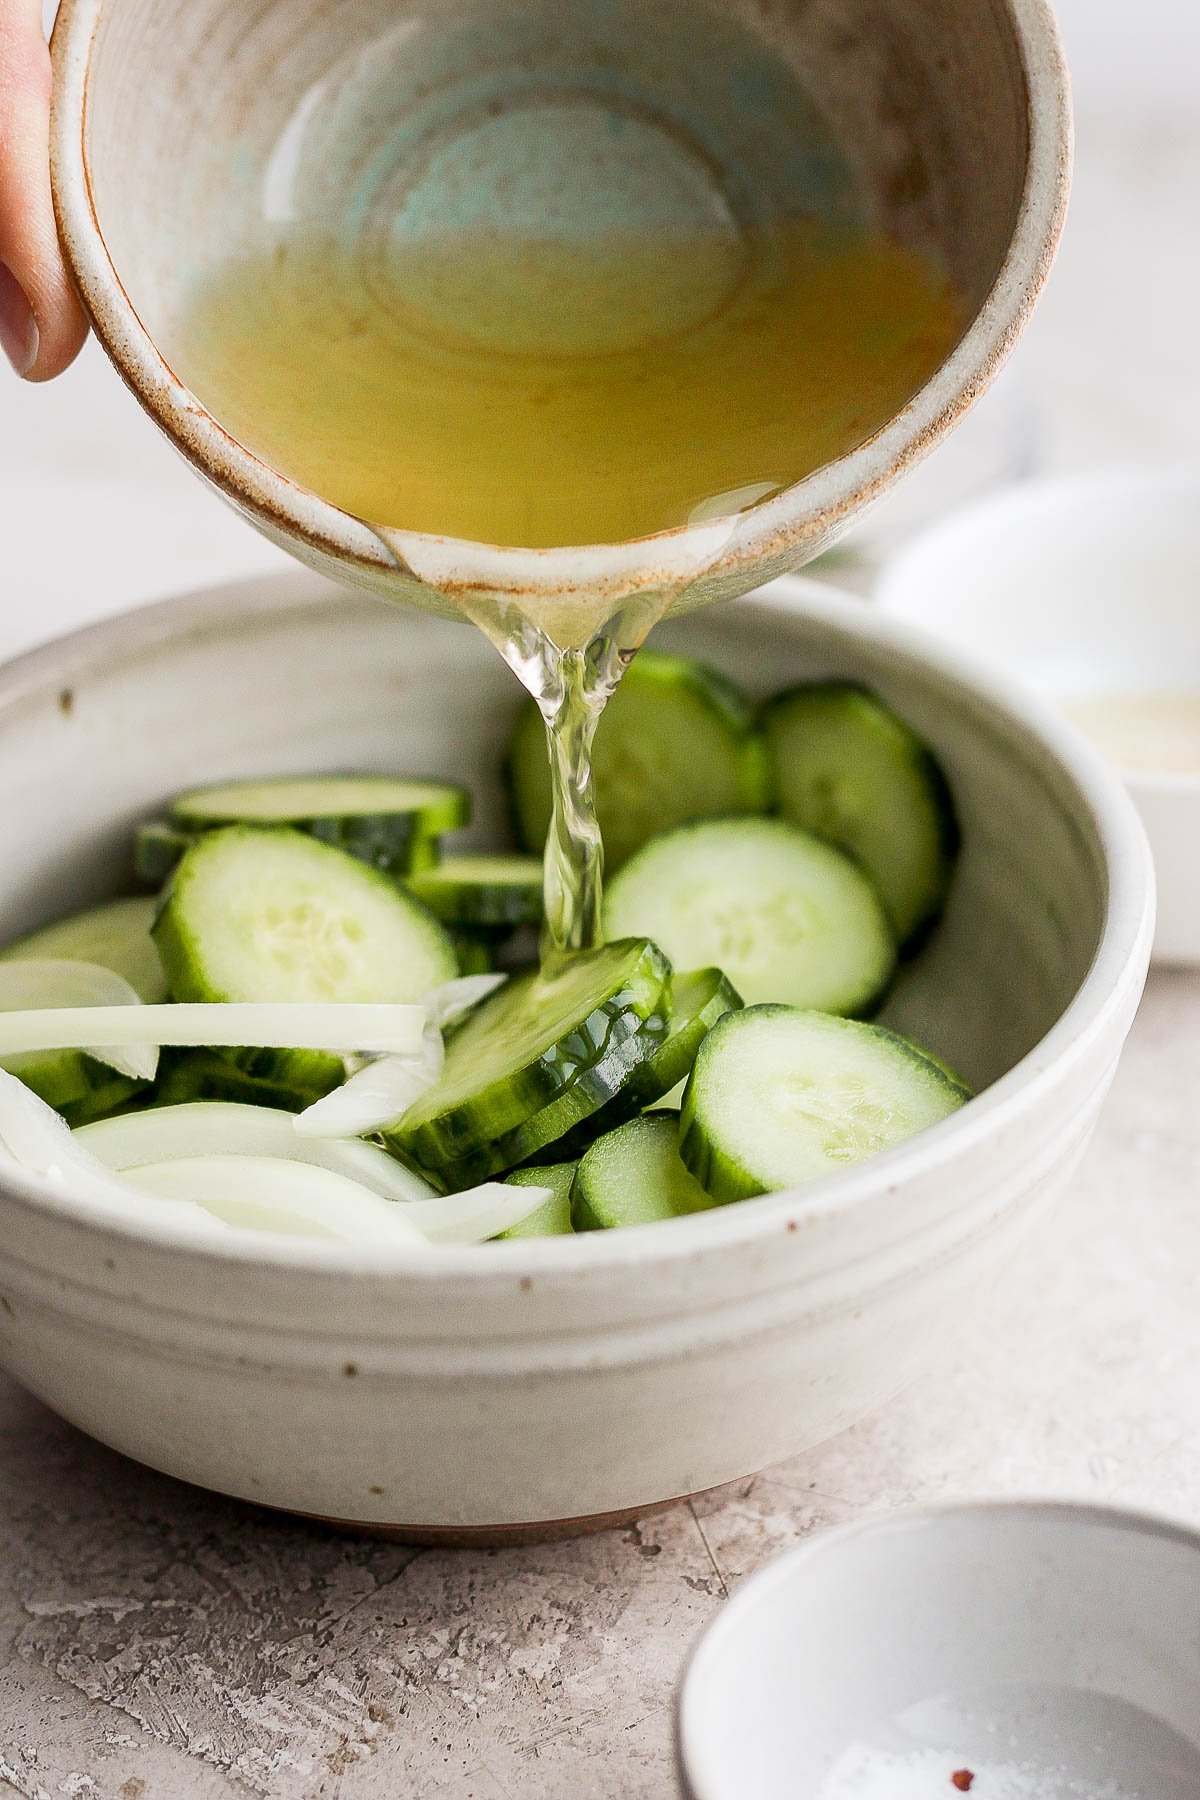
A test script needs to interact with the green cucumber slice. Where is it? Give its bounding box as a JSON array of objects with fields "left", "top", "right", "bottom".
[
  {"left": 168, "top": 775, "right": 469, "bottom": 876},
  {"left": 451, "top": 930, "right": 498, "bottom": 976},
  {"left": 762, "top": 683, "right": 959, "bottom": 948},
  {"left": 134, "top": 819, "right": 199, "bottom": 889},
  {"left": 529, "top": 966, "right": 741, "bottom": 1162},
  {"left": 408, "top": 854, "right": 543, "bottom": 929},
  {"left": 506, "top": 650, "right": 768, "bottom": 872},
  {"left": 573, "top": 1113, "right": 716, "bottom": 1230},
  {"left": 604, "top": 818, "right": 896, "bottom": 1017},
  {"left": 151, "top": 1049, "right": 341, "bottom": 1113},
  {"left": 500, "top": 1162, "right": 577, "bottom": 1237},
  {"left": 154, "top": 826, "right": 457, "bottom": 1005},
  {"left": 0, "top": 895, "right": 168, "bottom": 1002},
  {"left": 390, "top": 938, "right": 670, "bottom": 1183},
  {"left": 680, "top": 1006, "right": 970, "bottom": 1202},
  {"left": 0, "top": 1048, "right": 143, "bottom": 1124}
]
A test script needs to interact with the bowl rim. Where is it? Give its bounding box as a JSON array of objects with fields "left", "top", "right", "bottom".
[
  {"left": 0, "top": 573, "right": 1154, "bottom": 1280},
  {"left": 874, "top": 462, "right": 1200, "bottom": 798},
  {"left": 49, "top": 0, "right": 1071, "bottom": 600},
  {"left": 674, "top": 1496, "right": 1200, "bottom": 1800}
]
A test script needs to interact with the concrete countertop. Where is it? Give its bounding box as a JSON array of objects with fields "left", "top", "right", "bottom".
[{"left": 0, "top": 100, "right": 1198, "bottom": 1800}]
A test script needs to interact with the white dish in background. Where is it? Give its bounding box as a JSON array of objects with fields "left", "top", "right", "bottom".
[
  {"left": 875, "top": 467, "right": 1200, "bottom": 964},
  {"left": 0, "top": 574, "right": 1152, "bottom": 1537},
  {"left": 677, "top": 1502, "right": 1200, "bottom": 1800}
]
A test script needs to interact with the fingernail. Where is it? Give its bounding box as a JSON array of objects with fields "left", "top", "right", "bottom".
[{"left": 0, "top": 263, "right": 39, "bottom": 377}]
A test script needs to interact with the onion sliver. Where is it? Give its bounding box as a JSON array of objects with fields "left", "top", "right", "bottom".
[
  {"left": 0, "top": 1068, "right": 229, "bottom": 1242},
  {"left": 425, "top": 973, "right": 506, "bottom": 1029},
  {"left": 125, "top": 1155, "right": 428, "bottom": 1245},
  {"left": 76, "top": 1102, "right": 436, "bottom": 1202},
  {"left": 399, "top": 1181, "right": 555, "bottom": 1244},
  {"left": 0, "top": 959, "right": 158, "bottom": 1081},
  {"left": 0, "top": 1001, "right": 424, "bottom": 1058},
  {"left": 295, "top": 1026, "right": 444, "bottom": 1138}
]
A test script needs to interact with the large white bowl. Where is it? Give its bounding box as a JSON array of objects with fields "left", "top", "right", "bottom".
[{"left": 0, "top": 575, "right": 1151, "bottom": 1539}]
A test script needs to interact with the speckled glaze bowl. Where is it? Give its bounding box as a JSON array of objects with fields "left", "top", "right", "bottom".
[
  {"left": 0, "top": 575, "right": 1151, "bottom": 1538},
  {"left": 52, "top": 0, "right": 1069, "bottom": 620}
]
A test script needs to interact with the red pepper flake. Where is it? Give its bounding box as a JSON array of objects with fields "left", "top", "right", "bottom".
[{"left": 951, "top": 1773, "right": 975, "bottom": 1793}]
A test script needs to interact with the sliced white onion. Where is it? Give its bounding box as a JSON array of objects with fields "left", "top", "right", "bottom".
[
  {"left": 424, "top": 972, "right": 506, "bottom": 1029},
  {"left": 0, "top": 1068, "right": 229, "bottom": 1243},
  {"left": 76, "top": 1102, "right": 437, "bottom": 1202},
  {"left": 399, "top": 1180, "right": 554, "bottom": 1244},
  {"left": 0, "top": 1001, "right": 424, "bottom": 1058},
  {"left": 125, "top": 1155, "right": 428, "bottom": 1245},
  {"left": 0, "top": 959, "right": 158, "bottom": 1082},
  {"left": 294, "top": 1023, "right": 444, "bottom": 1138}
]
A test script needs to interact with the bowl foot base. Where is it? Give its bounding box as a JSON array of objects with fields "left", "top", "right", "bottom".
[{"left": 294, "top": 1491, "right": 703, "bottom": 1546}]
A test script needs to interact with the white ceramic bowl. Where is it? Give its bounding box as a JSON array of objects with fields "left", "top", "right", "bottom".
[
  {"left": 677, "top": 1501, "right": 1200, "bottom": 1799},
  {"left": 875, "top": 468, "right": 1200, "bottom": 965},
  {"left": 0, "top": 575, "right": 1151, "bottom": 1539}
]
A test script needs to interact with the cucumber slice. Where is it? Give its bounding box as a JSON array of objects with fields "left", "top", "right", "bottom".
[
  {"left": 0, "top": 895, "right": 168, "bottom": 1002},
  {"left": 134, "top": 819, "right": 198, "bottom": 889},
  {"left": 530, "top": 966, "right": 741, "bottom": 1162},
  {"left": 0, "top": 1048, "right": 143, "bottom": 1125},
  {"left": 604, "top": 818, "right": 896, "bottom": 1017},
  {"left": 154, "top": 826, "right": 457, "bottom": 1005},
  {"left": 390, "top": 939, "right": 670, "bottom": 1183},
  {"left": 151, "top": 1049, "right": 341, "bottom": 1113},
  {"left": 500, "top": 1161, "right": 576, "bottom": 1237},
  {"left": 762, "top": 683, "right": 959, "bottom": 948},
  {"left": 573, "top": 1113, "right": 716, "bottom": 1230},
  {"left": 451, "top": 931, "right": 498, "bottom": 976},
  {"left": 409, "top": 855, "right": 543, "bottom": 929},
  {"left": 680, "top": 1006, "right": 970, "bottom": 1202},
  {"left": 169, "top": 775, "right": 469, "bottom": 876},
  {"left": 506, "top": 650, "right": 768, "bottom": 872}
]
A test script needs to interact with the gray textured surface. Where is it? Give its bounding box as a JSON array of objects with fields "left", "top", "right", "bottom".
[{"left": 0, "top": 968, "right": 1196, "bottom": 1799}]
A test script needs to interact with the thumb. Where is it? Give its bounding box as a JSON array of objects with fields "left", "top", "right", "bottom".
[{"left": 0, "top": 0, "right": 88, "bottom": 379}]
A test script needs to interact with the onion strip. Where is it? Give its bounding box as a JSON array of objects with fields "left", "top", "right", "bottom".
[
  {"left": 125, "top": 1155, "right": 428, "bottom": 1244},
  {"left": 294, "top": 1024, "right": 444, "bottom": 1138},
  {"left": 0, "top": 1002, "right": 424, "bottom": 1058},
  {"left": 76, "top": 1102, "right": 437, "bottom": 1202}
]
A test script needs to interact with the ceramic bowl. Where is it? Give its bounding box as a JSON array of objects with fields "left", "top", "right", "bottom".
[
  {"left": 51, "top": 0, "right": 1069, "bottom": 621},
  {"left": 0, "top": 575, "right": 1151, "bottom": 1537},
  {"left": 677, "top": 1501, "right": 1200, "bottom": 1799},
  {"left": 876, "top": 468, "right": 1200, "bottom": 965}
]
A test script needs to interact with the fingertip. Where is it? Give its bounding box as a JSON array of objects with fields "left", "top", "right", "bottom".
[{"left": 24, "top": 285, "right": 89, "bottom": 381}]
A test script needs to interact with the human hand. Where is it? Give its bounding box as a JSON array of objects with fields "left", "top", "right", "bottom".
[{"left": 0, "top": 0, "right": 88, "bottom": 377}]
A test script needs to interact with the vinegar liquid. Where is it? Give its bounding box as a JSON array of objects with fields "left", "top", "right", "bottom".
[{"left": 171, "top": 219, "right": 963, "bottom": 954}]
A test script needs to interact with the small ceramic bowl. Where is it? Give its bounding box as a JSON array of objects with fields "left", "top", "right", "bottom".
[
  {"left": 0, "top": 576, "right": 1151, "bottom": 1538},
  {"left": 677, "top": 1501, "right": 1200, "bottom": 1799},
  {"left": 50, "top": 0, "right": 1070, "bottom": 621},
  {"left": 876, "top": 468, "right": 1200, "bottom": 965}
]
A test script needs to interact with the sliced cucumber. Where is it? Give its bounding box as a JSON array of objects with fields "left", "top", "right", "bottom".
[
  {"left": 390, "top": 939, "right": 670, "bottom": 1183},
  {"left": 762, "top": 683, "right": 958, "bottom": 948},
  {"left": 168, "top": 774, "right": 469, "bottom": 877},
  {"left": 532, "top": 966, "right": 741, "bottom": 1161},
  {"left": 134, "top": 819, "right": 198, "bottom": 889},
  {"left": 507, "top": 650, "right": 768, "bottom": 872},
  {"left": 151, "top": 1049, "right": 341, "bottom": 1113},
  {"left": 500, "top": 1162, "right": 576, "bottom": 1237},
  {"left": 154, "top": 826, "right": 457, "bottom": 1005},
  {"left": 680, "top": 1006, "right": 970, "bottom": 1202},
  {"left": 573, "top": 1113, "right": 716, "bottom": 1230},
  {"left": 451, "top": 930, "right": 498, "bottom": 976},
  {"left": 409, "top": 855, "right": 543, "bottom": 929},
  {"left": 604, "top": 818, "right": 895, "bottom": 1017},
  {"left": 0, "top": 895, "right": 168, "bottom": 1002},
  {"left": 0, "top": 1048, "right": 144, "bottom": 1125}
]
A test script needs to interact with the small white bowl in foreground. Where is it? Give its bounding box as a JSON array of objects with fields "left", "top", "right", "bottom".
[
  {"left": 875, "top": 467, "right": 1200, "bottom": 964},
  {"left": 677, "top": 1501, "right": 1200, "bottom": 1800}
]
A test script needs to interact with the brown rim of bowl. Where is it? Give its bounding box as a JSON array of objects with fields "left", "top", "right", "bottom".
[{"left": 48, "top": 0, "right": 1072, "bottom": 601}]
